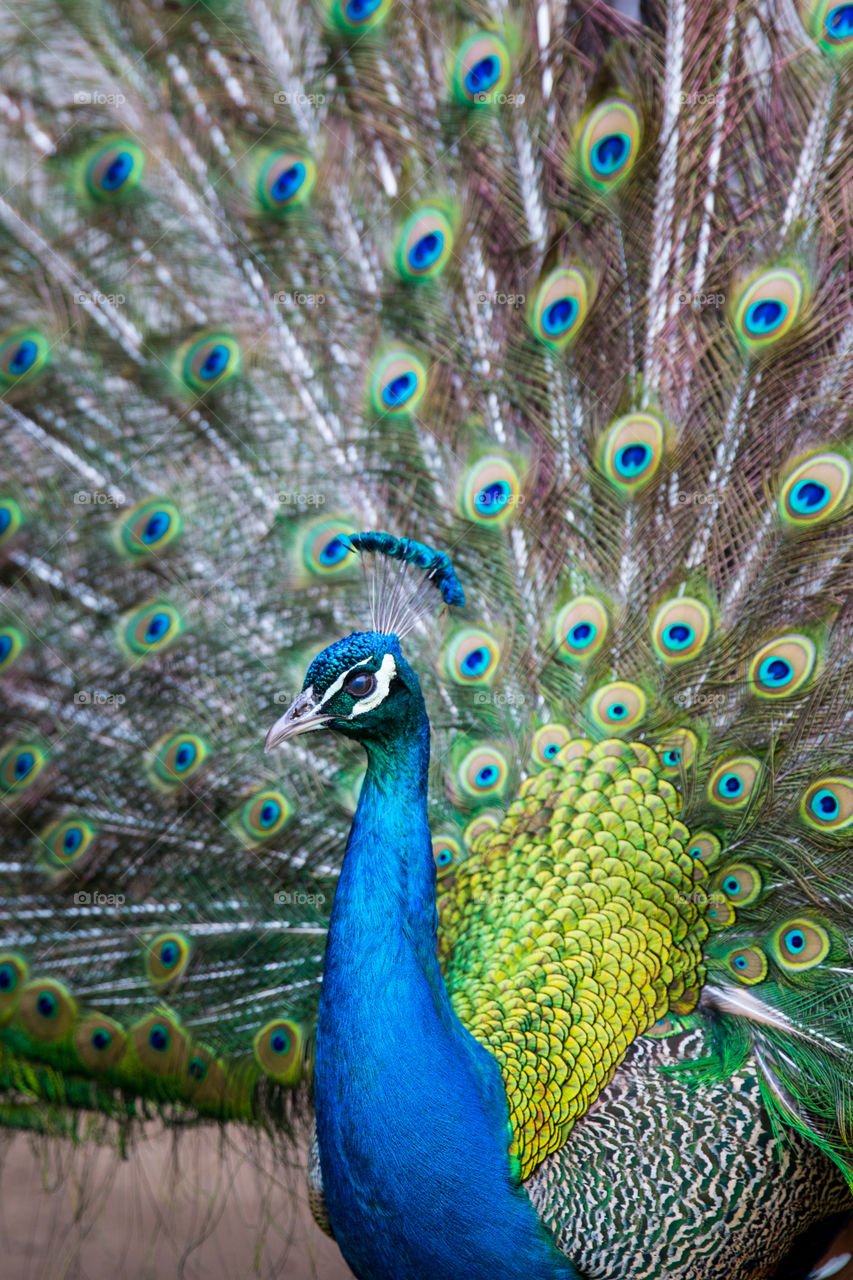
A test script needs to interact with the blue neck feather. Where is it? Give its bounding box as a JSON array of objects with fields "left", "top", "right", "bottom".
[{"left": 315, "top": 681, "right": 580, "bottom": 1280}]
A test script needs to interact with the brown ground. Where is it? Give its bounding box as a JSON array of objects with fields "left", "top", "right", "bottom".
[{"left": 0, "top": 1126, "right": 354, "bottom": 1280}]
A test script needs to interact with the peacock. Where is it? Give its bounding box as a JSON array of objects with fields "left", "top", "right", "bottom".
[{"left": 1, "top": 0, "right": 853, "bottom": 1276}]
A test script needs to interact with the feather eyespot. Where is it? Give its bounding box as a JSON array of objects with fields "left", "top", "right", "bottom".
[
  {"left": 552, "top": 596, "right": 609, "bottom": 664},
  {"left": 394, "top": 206, "right": 454, "bottom": 281},
  {"left": 772, "top": 919, "right": 830, "bottom": 970},
  {"left": 0, "top": 328, "right": 49, "bottom": 386},
  {"left": 685, "top": 830, "right": 722, "bottom": 865},
  {"left": 460, "top": 455, "right": 521, "bottom": 526},
  {"left": 0, "top": 740, "right": 48, "bottom": 794},
  {"left": 531, "top": 723, "right": 572, "bottom": 768},
  {"left": 369, "top": 349, "right": 428, "bottom": 416},
  {"left": 301, "top": 519, "right": 357, "bottom": 578},
  {"left": 254, "top": 1019, "right": 309, "bottom": 1083},
  {"left": 0, "top": 498, "right": 24, "bottom": 547},
  {"left": 748, "top": 634, "right": 815, "bottom": 698},
  {"left": 118, "top": 601, "right": 184, "bottom": 658},
  {"left": 806, "top": 1, "right": 853, "bottom": 53},
  {"left": 443, "top": 628, "right": 501, "bottom": 686},
  {"left": 177, "top": 332, "right": 241, "bottom": 394},
  {"left": 464, "top": 810, "right": 501, "bottom": 849},
  {"left": 256, "top": 150, "right": 316, "bottom": 212},
  {"left": 82, "top": 138, "right": 144, "bottom": 202},
  {"left": 75, "top": 1016, "right": 126, "bottom": 1070},
  {"left": 708, "top": 756, "right": 760, "bottom": 809},
  {"left": 451, "top": 32, "right": 511, "bottom": 106},
  {"left": 651, "top": 599, "right": 711, "bottom": 663},
  {"left": 726, "top": 946, "right": 767, "bottom": 985},
  {"left": 146, "top": 731, "right": 210, "bottom": 791},
  {"left": 657, "top": 730, "right": 698, "bottom": 776},
  {"left": 39, "top": 816, "right": 96, "bottom": 869},
  {"left": 232, "top": 790, "right": 292, "bottom": 845},
  {"left": 710, "top": 863, "right": 762, "bottom": 906},
  {"left": 800, "top": 776, "right": 853, "bottom": 831},
  {"left": 529, "top": 268, "right": 591, "bottom": 348},
  {"left": 17, "top": 979, "right": 77, "bottom": 1042},
  {"left": 599, "top": 413, "right": 665, "bottom": 493},
  {"left": 779, "top": 453, "right": 851, "bottom": 528},
  {"left": 328, "top": 0, "right": 390, "bottom": 34},
  {"left": 131, "top": 1013, "right": 188, "bottom": 1075},
  {"left": 116, "top": 499, "right": 182, "bottom": 558},
  {"left": 577, "top": 100, "right": 641, "bottom": 190},
  {"left": 456, "top": 746, "right": 509, "bottom": 803},
  {"left": 0, "top": 955, "right": 27, "bottom": 1025},
  {"left": 432, "top": 833, "right": 461, "bottom": 877},
  {"left": 589, "top": 682, "right": 646, "bottom": 733},
  {"left": 0, "top": 626, "right": 26, "bottom": 673},
  {"left": 146, "top": 932, "right": 192, "bottom": 988},
  {"left": 732, "top": 268, "right": 805, "bottom": 350}
]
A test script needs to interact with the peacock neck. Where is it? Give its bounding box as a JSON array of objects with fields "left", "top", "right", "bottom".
[{"left": 314, "top": 700, "right": 579, "bottom": 1280}]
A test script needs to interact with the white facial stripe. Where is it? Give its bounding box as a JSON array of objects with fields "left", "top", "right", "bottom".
[
  {"left": 349, "top": 653, "right": 397, "bottom": 716},
  {"left": 316, "top": 659, "right": 372, "bottom": 708}
]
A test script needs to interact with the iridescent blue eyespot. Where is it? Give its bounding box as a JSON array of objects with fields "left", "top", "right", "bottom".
[
  {"left": 0, "top": 963, "right": 15, "bottom": 992},
  {"left": 383, "top": 372, "right": 418, "bottom": 408},
  {"left": 542, "top": 297, "right": 578, "bottom": 337},
  {"left": 160, "top": 941, "right": 179, "bottom": 969},
  {"left": 319, "top": 537, "right": 349, "bottom": 567},
  {"left": 465, "top": 56, "right": 500, "bottom": 94},
  {"left": 409, "top": 231, "right": 445, "bottom": 272},
  {"left": 721, "top": 774, "right": 742, "bottom": 796},
  {"left": 37, "top": 991, "right": 58, "bottom": 1018},
  {"left": 8, "top": 339, "right": 38, "bottom": 375},
  {"left": 92, "top": 1028, "right": 111, "bottom": 1050},
  {"left": 663, "top": 749, "right": 681, "bottom": 767},
  {"left": 758, "top": 656, "right": 793, "bottom": 686},
  {"left": 744, "top": 299, "right": 786, "bottom": 335},
  {"left": 615, "top": 443, "right": 651, "bottom": 478},
  {"left": 812, "top": 787, "right": 839, "bottom": 818},
  {"left": 662, "top": 623, "right": 694, "bottom": 651},
  {"left": 260, "top": 799, "right": 282, "bottom": 828},
  {"left": 142, "top": 511, "right": 171, "bottom": 543},
  {"left": 474, "top": 481, "right": 512, "bottom": 515},
  {"left": 476, "top": 765, "right": 497, "bottom": 786},
  {"left": 827, "top": 4, "right": 853, "bottom": 37},
  {"left": 149, "top": 1024, "right": 170, "bottom": 1052},
  {"left": 272, "top": 162, "right": 306, "bottom": 203},
  {"left": 590, "top": 133, "right": 629, "bottom": 176},
  {"left": 790, "top": 479, "right": 830, "bottom": 514}
]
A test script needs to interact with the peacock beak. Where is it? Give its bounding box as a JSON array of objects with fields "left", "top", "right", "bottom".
[{"left": 264, "top": 687, "right": 332, "bottom": 750}]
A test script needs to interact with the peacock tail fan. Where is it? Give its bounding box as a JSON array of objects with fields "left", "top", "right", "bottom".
[{"left": 0, "top": 0, "right": 852, "bottom": 1274}]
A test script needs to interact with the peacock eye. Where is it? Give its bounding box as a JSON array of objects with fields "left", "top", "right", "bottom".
[{"left": 345, "top": 671, "right": 378, "bottom": 698}]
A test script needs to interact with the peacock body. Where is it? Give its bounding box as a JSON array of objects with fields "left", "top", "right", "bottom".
[{"left": 1, "top": 0, "right": 853, "bottom": 1277}]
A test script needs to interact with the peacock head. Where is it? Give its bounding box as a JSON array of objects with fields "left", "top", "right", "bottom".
[
  {"left": 265, "top": 532, "right": 464, "bottom": 751},
  {"left": 265, "top": 630, "right": 425, "bottom": 748}
]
